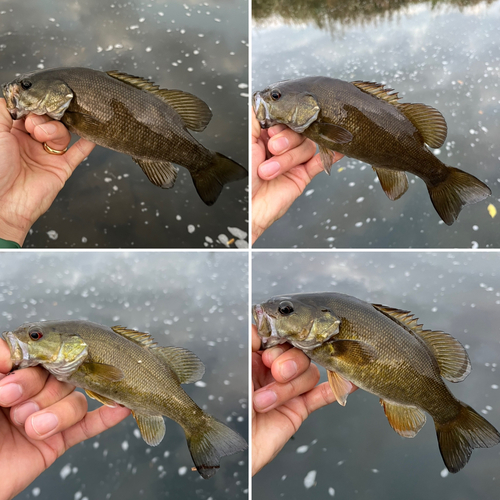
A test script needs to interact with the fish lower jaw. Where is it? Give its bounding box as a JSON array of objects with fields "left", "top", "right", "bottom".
[{"left": 2, "top": 332, "right": 34, "bottom": 368}]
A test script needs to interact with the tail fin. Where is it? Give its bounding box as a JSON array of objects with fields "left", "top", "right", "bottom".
[
  {"left": 428, "top": 167, "right": 491, "bottom": 225},
  {"left": 435, "top": 402, "right": 500, "bottom": 473},
  {"left": 192, "top": 152, "right": 247, "bottom": 206},
  {"left": 186, "top": 415, "right": 247, "bottom": 479}
]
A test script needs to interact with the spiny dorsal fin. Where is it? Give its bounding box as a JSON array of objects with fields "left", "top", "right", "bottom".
[
  {"left": 372, "top": 304, "right": 471, "bottom": 382},
  {"left": 395, "top": 102, "right": 448, "bottom": 148},
  {"left": 380, "top": 399, "right": 427, "bottom": 438},
  {"left": 111, "top": 325, "right": 157, "bottom": 349},
  {"left": 153, "top": 346, "right": 205, "bottom": 384},
  {"left": 351, "top": 81, "right": 400, "bottom": 104},
  {"left": 106, "top": 70, "right": 212, "bottom": 132}
]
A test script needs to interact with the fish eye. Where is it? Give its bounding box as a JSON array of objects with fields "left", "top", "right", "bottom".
[
  {"left": 278, "top": 301, "right": 294, "bottom": 315},
  {"left": 270, "top": 89, "right": 281, "bottom": 101},
  {"left": 20, "top": 79, "right": 32, "bottom": 90},
  {"left": 29, "top": 330, "right": 43, "bottom": 341}
]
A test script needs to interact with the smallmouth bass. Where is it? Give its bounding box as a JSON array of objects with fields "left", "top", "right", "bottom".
[
  {"left": 253, "top": 292, "right": 500, "bottom": 472},
  {"left": 2, "top": 67, "right": 247, "bottom": 205},
  {"left": 253, "top": 77, "right": 491, "bottom": 224},
  {"left": 2, "top": 320, "right": 247, "bottom": 478}
]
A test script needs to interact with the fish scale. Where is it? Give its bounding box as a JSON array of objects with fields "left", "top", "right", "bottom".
[{"left": 254, "top": 292, "right": 500, "bottom": 473}]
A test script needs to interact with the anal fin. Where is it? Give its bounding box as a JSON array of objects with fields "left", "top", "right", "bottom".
[
  {"left": 327, "top": 370, "right": 354, "bottom": 406},
  {"left": 381, "top": 399, "right": 426, "bottom": 438},
  {"left": 85, "top": 389, "right": 118, "bottom": 408},
  {"left": 373, "top": 166, "right": 409, "bottom": 201},
  {"left": 133, "top": 158, "right": 179, "bottom": 188},
  {"left": 132, "top": 411, "right": 166, "bottom": 446}
]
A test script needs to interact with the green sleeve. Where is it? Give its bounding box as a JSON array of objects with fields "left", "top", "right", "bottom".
[{"left": 0, "top": 238, "right": 21, "bottom": 249}]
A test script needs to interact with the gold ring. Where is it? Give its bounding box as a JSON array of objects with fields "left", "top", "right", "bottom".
[{"left": 43, "top": 142, "right": 68, "bottom": 155}]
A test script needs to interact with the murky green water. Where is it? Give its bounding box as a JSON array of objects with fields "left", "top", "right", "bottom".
[
  {"left": 252, "top": 251, "right": 500, "bottom": 500},
  {"left": 0, "top": 252, "right": 248, "bottom": 499},
  {"left": 0, "top": 0, "right": 248, "bottom": 248},
  {"left": 253, "top": 0, "right": 500, "bottom": 248}
]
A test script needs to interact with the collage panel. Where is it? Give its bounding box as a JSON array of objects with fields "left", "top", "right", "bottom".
[
  {"left": 251, "top": 1, "right": 499, "bottom": 248},
  {"left": 252, "top": 251, "right": 500, "bottom": 498},
  {"left": 0, "top": 251, "right": 248, "bottom": 499},
  {"left": 0, "top": 0, "right": 248, "bottom": 249}
]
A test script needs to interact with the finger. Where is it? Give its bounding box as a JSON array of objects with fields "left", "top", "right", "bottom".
[
  {"left": 267, "top": 128, "right": 308, "bottom": 156},
  {"left": 10, "top": 375, "right": 75, "bottom": 426},
  {"left": 258, "top": 139, "right": 318, "bottom": 180},
  {"left": 261, "top": 343, "right": 292, "bottom": 368},
  {"left": 267, "top": 124, "right": 287, "bottom": 138},
  {"left": 252, "top": 325, "right": 262, "bottom": 353},
  {"left": 0, "top": 338, "right": 13, "bottom": 374},
  {"left": 269, "top": 348, "right": 312, "bottom": 383},
  {"left": 0, "top": 98, "right": 13, "bottom": 133},
  {"left": 25, "top": 115, "right": 72, "bottom": 152},
  {"left": 301, "top": 380, "right": 358, "bottom": 414},
  {"left": 61, "top": 404, "right": 131, "bottom": 449},
  {"left": 303, "top": 151, "right": 345, "bottom": 177},
  {"left": 24, "top": 390, "right": 88, "bottom": 440},
  {"left": 0, "top": 366, "right": 49, "bottom": 407},
  {"left": 253, "top": 362, "right": 320, "bottom": 413},
  {"left": 63, "top": 138, "right": 96, "bottom": 174}
]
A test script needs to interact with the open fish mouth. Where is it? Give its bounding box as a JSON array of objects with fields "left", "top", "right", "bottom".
[
  {"left": 252, "top": 304, "right": 286, "bottom": 349},
  {"left": 1, "top": 83, "right": 27, "bottom": 120},
  {"left": 252, "top": 92, "right": 275, "bottom": 130},
  {"left": 1, "top": 331, "right": 32, "bottom": 368}
]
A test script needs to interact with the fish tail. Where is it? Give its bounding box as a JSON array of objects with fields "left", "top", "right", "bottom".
[
  {"left": 192, "top": 152, "right": 247, "bottom": 206},
  {"left": 435, "top": 402, "right": 500, "bottom": 473},
  {"left": 185, "top": 414, "right": 247, "bottom": 479},
  {"left": 427, "top": 167, "right": 491, "bottom": 225}
]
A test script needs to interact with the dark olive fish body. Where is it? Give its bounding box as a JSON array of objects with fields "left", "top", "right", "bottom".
[
  {"left": 254, "top": 292, "right": 500, "bottom": 472},
  {"left": 254, "top": 76, "right": 491, "bottom": 224},
  {"left": 3, "top": 320, "right": 247, "bottom": 479},
  {"left": 3, "top": 67, "right": 247, "bottom": 205}
]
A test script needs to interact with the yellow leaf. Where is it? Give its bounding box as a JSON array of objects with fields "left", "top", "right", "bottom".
[
  {"left": 488, "top": 204, "right": 497, "bottom": 218},
  {"left": 337, "top": 167, "right": 345, "bottom": 172}
]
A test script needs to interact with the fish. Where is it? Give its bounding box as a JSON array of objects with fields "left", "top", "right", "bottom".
[
  {"left": 253, "top": 77, "right": 491, "bottom": 224},
  {"left": 2, "top": 67, "right": 247, "bottom": 205},
  {"left": 253, "top": 292, "right": 500, "bottom": 472},
  {"left": 2, "top": 320, "right": 247, "bottom": 478}
]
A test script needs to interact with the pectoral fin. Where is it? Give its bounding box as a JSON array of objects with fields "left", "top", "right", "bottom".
[
  {"left": 380, "top": 400, "right": 426, "bottom": 438},
  {"left": 85, "top": 389, "right": 118, "bottom": 408},
  {"left": 373, "top": 166, "right": 409, "bottom": 201},
  {"left": 132, "top": 411, "right": 166, "bottom": 446},
  {"left": 327, "top": 371, "right": 354, "bottom": 406},
  {"left": 133, "top": 158, "right": 179, "bottom": 188},
  {"left": 80, "top": 362, "right": 124, "bottom": 383},
  {"left": 316, "top": 122, "right": 353, "bottom": 145}
]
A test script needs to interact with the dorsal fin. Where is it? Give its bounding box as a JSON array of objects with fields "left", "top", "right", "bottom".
[
  {"left": 106, "top": 70, "right": 212, "bottom": 132},
  {"left": 111, "top": 325, "right": 157, "bottom": 349},
  {"left": 395, "top": 102, "right": 448, "bottom": 148},
  {"left": 351, "top": 81, "right": 400, "bottom": 104},
  {"left": 153, "top": 346, "right": 205, "bottom": 384},
  {"left": 372, "top": 304, "right": 471, "bottom": 382}
]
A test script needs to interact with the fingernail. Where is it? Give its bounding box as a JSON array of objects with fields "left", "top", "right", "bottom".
[
  {"left": 0, "top": 383, "right": 22, "bottom": 405},
  {"left": 270, "top": 136, "right": 289, "bottom": 154},
  {"left": 38, "top": 123, "right": 57, "bottom": 135},
  {"left": 253, "top": 389, "right": 277, "bottom": 410},
  {"left": 279, "top": 360, "right": 298, "bottom": 381},
  {"left": 259, "top": 161, "right": 280, "bottom": 179},
  {"left": 31, "top": 413, "right": 58, "bottom": 436},
  {"left": 264, "top": 345, "right": 286, "bottom": 365},
  {"left": 13, "top": 401, "right": 40, "bottom": 425}
]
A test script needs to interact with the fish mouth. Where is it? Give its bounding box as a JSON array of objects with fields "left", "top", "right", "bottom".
[
  {"left": 252, "top": 304, "right": 287, "bottom": 349},
  {"left": 2, "top": 83, "right": 25, "bottom": 120},
  {"left": 1, "top": 331, "right": 31, "bottom": 368},
  {"left": 252, "top": 92, "right": 275, "bottom": 130}
]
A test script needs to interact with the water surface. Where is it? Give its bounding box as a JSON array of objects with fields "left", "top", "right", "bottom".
[
  {"left": 253, "top": 0, "right": 500, "bottom": 248},
  {"left": 253, "top": 251, "right": 500, "bottom": 500},
  {"left": 0, "top": 251, "right": 248, "bottom": 499},
  {"left": 0, "top": 0, "right": 248, "bottom": 248}
]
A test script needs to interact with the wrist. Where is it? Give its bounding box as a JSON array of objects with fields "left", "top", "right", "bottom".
[{"left": 0, "top": 216, "right": 29, "bottom": 247}]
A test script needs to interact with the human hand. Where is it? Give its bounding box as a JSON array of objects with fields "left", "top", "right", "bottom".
[
  {"left": 251, "top": 110, "right": 344, "bottom": 244},
  {"left": 0, "top": 339, "right": 130, "bottom": 500},
  {"left": 0, "top": 98, "right": 95, "bottom": 246},
  {"left": 251, "top": 325, "right": 356, "bottom": 475}
]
